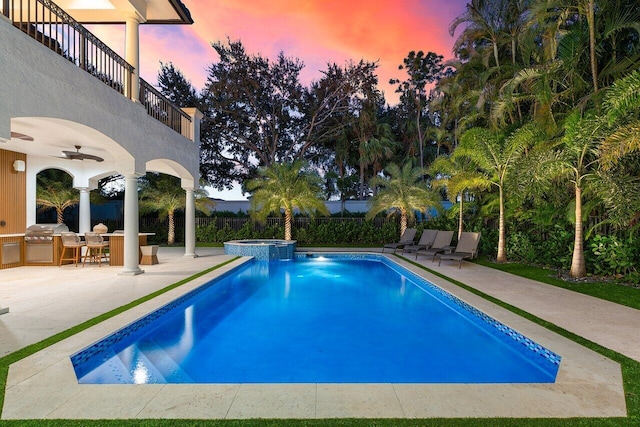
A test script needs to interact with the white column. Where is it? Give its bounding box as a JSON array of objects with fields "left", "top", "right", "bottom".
[
  {"left": 77, "top": 187, "right": 91, "bottom": 234},
  {"left": 25, "top": 165, "right": 36, "bottom": 226},
  {"left": 125, "top": 14, "right": 140, "bottom": 102},
  {"left": 184, "top": 187, "right": 197, "bottom": 258},
  {"left": 120, "top": 173, "right": 143, "bottom": 275}
]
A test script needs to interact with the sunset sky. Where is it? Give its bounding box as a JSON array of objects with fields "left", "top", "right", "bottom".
[{"left": 91, "top": 0, "right": 470, "bottom": 198}]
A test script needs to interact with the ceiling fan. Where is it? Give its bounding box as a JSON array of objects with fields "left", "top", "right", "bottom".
[{"left": 61, "top": 145, "right": 104, "bottom": 162}]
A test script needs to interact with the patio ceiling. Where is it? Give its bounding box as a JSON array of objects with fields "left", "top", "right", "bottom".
[
  {"left": 55, "top": 0, "right": 193, "bottom": 24},
  {"left": 3, "top": 117, "right": 127, "bottom": 166}
]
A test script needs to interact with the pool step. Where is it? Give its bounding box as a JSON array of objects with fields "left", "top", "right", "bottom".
[
  {"left": 75, "top": 348, "right": 135, "bottom": 384},
  {"left": 133, "top": 338, "right": 194, "bottom": 383}
]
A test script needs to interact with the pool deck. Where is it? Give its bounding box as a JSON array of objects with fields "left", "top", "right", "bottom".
[{"left": 0, "top": 246, "right": 637, "bottom": 419}]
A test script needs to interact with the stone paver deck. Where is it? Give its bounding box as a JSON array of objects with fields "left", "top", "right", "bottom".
[{"left": 0, "top": 246, "right": 635, "bottom": 419}]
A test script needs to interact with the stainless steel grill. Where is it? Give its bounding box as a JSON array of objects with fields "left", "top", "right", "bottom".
[{"left": 25, "top": 224, "right": 69, "bottom": 263}]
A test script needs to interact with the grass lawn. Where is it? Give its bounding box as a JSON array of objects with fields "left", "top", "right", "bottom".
[
  {"left": 0, "top": 254, "right": 638, "bottom": 426},
  {"left": 475, "top": 258, "right": 640, "bottom": 311}
]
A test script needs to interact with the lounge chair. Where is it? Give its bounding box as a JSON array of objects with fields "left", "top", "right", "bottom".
[
  {"left": 402, "top": 229, "right": 438, "bottom": 255},
  {"left": 437, "top": 232, "right": 481, "bottom": 268},
  {"left": 414, "top": 230, "right": 454, "bottom": 261},
  {"left": 382, "top": 228, "right": 417, "bottom": 253}
]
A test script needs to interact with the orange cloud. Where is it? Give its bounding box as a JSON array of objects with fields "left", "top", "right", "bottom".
[{"left": 89, "top": 0, "right": 468, "bottom": 104}]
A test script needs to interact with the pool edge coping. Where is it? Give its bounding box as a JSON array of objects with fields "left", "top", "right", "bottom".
[{"left": 2, "top": 253, "right": 627, "bottom": 419}]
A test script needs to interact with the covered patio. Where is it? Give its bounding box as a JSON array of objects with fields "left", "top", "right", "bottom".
[{"left": 0, "top": 0, "right": 202, "bottom": 294}]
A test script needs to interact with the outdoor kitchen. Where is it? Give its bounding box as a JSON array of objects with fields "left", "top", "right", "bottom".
[{"left": 0, "top": 223, "right": 77, "bottom": 268}]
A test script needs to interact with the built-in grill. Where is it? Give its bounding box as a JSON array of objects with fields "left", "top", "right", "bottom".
[{"left": 25, "top": 224, "right": 69, "bottom": 263}]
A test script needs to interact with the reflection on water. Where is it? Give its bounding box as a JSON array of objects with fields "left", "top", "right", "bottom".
[{"left": 72, "top": 257, "right": 560, "bottom": 384}]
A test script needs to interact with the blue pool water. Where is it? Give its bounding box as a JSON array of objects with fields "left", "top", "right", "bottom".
[{"left": 71, "top": 254, "right": 561, "bottom": 384}]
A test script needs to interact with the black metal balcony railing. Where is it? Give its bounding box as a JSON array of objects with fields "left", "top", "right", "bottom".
[
  {"left": 140, "top": 78, "right": 192, "bottom": 140},
  {"left": 1, "top": 0, "right": 191, "bottom": 139}
]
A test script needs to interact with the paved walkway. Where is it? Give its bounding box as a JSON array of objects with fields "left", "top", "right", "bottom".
[
  {"left": 0, "top": 247, "right": 232, "bottom": 357},
  {"left": 0, "top": 246, "right": 637, "bottom": 419},
  {"left": 409, "top": 254, "right": 640, "bottom": 363}
]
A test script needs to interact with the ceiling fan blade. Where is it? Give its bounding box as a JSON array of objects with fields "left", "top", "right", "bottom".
[
  {"left": 10, "top": 132, "right": 34, "bottom": 141},
  {"left": 61, "top": 147, "right": 104, "bottom": 162},
  {"left": 78, "top": 153, "right": 104, "bottom": 162}
]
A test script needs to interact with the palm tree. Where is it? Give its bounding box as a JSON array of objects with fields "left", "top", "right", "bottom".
[
  {"left": 140, "top": 175, "right": 212, "bottom": 245},
  {"left": 246, "top": 160, "right": 329, "bottom": 240},
  {"left": 366, "top": 162, "right": 442, "bottom": 238},
  {"left": 453, "top": 124, "right": 538, "bottom": 262},
  {"left": 449, "top": 0, "right": 508, "bottom": 69},
  {"left": 36, "top": 171, "right": 79, "bottom": 224},
  {"left": 429, "top": 155, "right": 490, "bottom": 238},
  {"left": 358, "top": 131, "right": 396, "bottom": 198},
  {"left": 527, "top": 111, "right": 603, "bottom": 278}
]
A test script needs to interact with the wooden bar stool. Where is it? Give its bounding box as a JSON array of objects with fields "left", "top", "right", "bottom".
[
  {"left": 82, "top": 232, "right": 109, "bottom": 267},
  {"left": 59, "top": 232, "right": 85, "bottom": 267}
]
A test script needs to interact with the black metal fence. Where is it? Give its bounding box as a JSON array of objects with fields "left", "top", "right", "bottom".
[{"left": 106, "top": 216, "right": 396, "bottom": 234}]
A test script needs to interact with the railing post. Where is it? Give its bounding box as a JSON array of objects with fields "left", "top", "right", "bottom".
[
  {"left": 2, "top": 0, "right": 9, "bottom": 18},
  {"left": 79, "top": 32, "right": 86, "bottom": 70}
]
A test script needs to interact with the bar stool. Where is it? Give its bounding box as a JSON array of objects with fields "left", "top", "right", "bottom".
[
  {"left": 59, "top": 232, "right": 85, "bottom": 267},
  {"left": 82, "top": 232, "right": 109, "bottom": 267}
]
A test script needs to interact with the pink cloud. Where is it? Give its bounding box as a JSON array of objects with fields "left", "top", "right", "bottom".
[{"left": 89, "top": 0, "right": 468, "bottom": 104}]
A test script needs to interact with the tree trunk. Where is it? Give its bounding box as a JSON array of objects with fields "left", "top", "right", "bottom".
[
  {"left": 400, "top": 209, "right": 408, "bottom": 239},
  {"left": 496, "top": 186, "right": 507, "bottom": 263},
  {"left": 56, "top": 208, "right": 64, "bottom": 224},
  {"left": 168, "top": 211, "right": 175, "bottom": 245},
  {"left": 458, "top": 193, "right": 464, "bottom": 239},
  {"left": 570, "top": 185, "right": 587, "bottom": 278},
  {"left": 587, "top": 0, "right": 598, "bottom": 94},
  {"left": 284, "top": 209, "right": 292, "bottom": 241},
  {"left": 417, "top": 109, "right": 424, "bottom": 171},
  {"left": 493, "top": 41, "right": 500, "bottom": 68},
  {"left": 359, "top": 160, "right": 366, "bottom": 200}
]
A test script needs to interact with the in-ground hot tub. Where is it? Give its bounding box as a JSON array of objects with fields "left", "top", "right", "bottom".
[{"left": 224, "top": 239, "right": 297, "bottom": 260}]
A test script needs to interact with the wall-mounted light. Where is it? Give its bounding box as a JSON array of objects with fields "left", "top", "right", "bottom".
[{"left": 13, "top": 160, "right": 26, "bottom": 172}]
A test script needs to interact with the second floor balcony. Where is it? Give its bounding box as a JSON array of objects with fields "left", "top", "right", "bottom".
[{"left": 1, "top": 0, "right": 193, "bottom": 140}]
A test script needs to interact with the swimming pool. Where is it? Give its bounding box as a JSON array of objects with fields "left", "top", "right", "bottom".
[{"left": 71, "top": 253, "right": 561, "bottom": 384}]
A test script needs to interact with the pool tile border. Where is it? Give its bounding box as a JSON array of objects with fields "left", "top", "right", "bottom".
[
  {"left": 300, "top": 253, "right": 562, "bottom": 368},
  {"left": 72, "top": 253, "right": 560, "bottom": 379}
]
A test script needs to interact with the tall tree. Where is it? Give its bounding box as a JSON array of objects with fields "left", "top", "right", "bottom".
[
  {"left": 246, "top": 161, "right": 329, "bottom": 240},
  {"left": 390, "top": 51, "right": 444, "bottom": 169},
  {"left": 157, "top": 61, "right": 198, "bottom": 107},
  {"left": 366, "top": 162, "right": 442, "bottom": 238},
  {"left": 449, "top": 0, "right": 510, "bottom": 69},
  {"left": 201, "top": 38, "right": 379, "bottom": 189},
  {"left": 526, "top": 111, "right": 604, "bottom": 278},
  {"left": 453, "top": 124, "right": 538, "bottom": 262}
]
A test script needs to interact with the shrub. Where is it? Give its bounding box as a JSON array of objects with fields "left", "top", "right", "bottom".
[
  {"left": 195, "top": 223, "right": 218, "bottom": 242},
  {"left": 507, "top": 231, "right": 537, "bottom": 263},
  {"left": 535, "top": 225, "right": 573, "bottom": 270},
  {"left": 586, "top": 234, "right": 636, "bottom": 276}
]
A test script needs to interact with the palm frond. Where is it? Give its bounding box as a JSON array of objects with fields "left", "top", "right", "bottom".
[{"left": 604, "top": 70, "right": 640, "bottom": 123}]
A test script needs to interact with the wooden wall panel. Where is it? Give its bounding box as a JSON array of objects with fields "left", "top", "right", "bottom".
[
  {"left": 0, "top": 236, "right": 25, "bottom": 269},
  {"left": 0, "top": 149, "right": 27, "bottom": 234}
]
